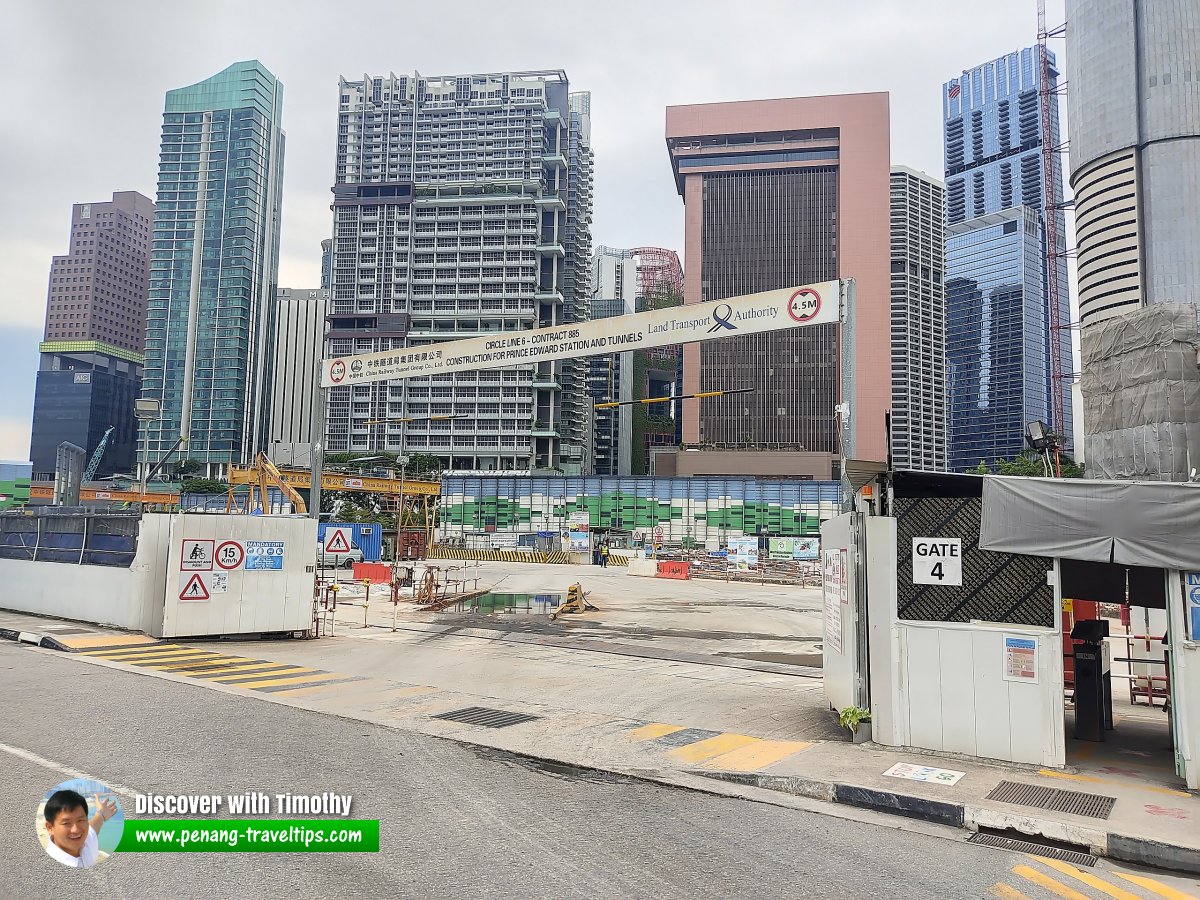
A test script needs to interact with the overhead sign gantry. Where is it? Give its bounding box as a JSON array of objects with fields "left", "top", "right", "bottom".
[{"left": 321, "top": 280, "right": 846, "bottom": 388}]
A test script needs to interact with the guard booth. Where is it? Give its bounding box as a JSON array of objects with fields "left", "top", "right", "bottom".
[{"left": 822, "top": 471, "right": 1200, "bottom": 790}]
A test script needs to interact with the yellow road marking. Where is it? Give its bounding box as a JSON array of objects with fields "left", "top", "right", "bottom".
[
  {"left": 214, "top": 671, "right": 323, "bottom": 688},
  {"left": 700, "top": 739, "right": 812, "bottom": 772},
  {"left": 57, "top": 635, "right": 159, "bottom": 650},
  {"left": 667, "top": 732, "right": 758, "bottom": 765},
  {"left": 989, "top": 884, "right": 1032, "bottom": 900},
  {"left": 86, "top": 645, "right": 197, "bottom": 658},
  {"left": 91, "top": 650, "right": 216, "bottom": 665},
  {"left": 87, "top": 644, "right": 182, "bottom": 657},
  {"left": 1035, "top": 858, "right": 1141, "bottom": 900},
  {"left": 141, "top": 656, "right": 238, "bottom": 671},
  {"left": 629, "top": 723, "right": 684, "bottom": 741},
  {"left": 1112, "top": 870, "right": 1200, "bottom": 899},
  {"left": 1012, "top": 864, "right": 1090, "bottom": 900},
  {"left": 207, "top": 665, "right": 315, "bottom": 682},
  {"left": 1037, "top": 768, "right": 1193, "bottom": 798},
  {"left": 185, "top": 663, "right": 297, "bottom": 679}
]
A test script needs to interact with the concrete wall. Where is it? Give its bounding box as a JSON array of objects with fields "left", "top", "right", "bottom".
[
  {"left": 0, "top": 513, "right": 317, "bottom": 638},
  {"left": 153, "top": 514, "right": 317, "bottom": 638},
  {"left": 895, "top": 619, "right": 1065, "bottom": 767}
]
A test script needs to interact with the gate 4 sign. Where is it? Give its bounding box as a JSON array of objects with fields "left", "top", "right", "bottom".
[
  {"left": 912, "top": 538, "right": 962, "bottom": 586},
  {"left": 216, "top": 540, "right": 245, "bottom": 570}
]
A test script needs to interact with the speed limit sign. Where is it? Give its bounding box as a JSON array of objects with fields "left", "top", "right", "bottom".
[{"left": 216, "top": 540, "right": 245, "bottom": 570}]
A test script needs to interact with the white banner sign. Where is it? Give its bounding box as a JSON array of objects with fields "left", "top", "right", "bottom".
[{"left": 321, "top": 280, "right": 843, "bottom": 387}]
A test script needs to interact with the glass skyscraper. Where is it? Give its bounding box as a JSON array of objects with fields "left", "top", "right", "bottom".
[
  {"left": 945, "top": 207, "right": 1048, "bottom": 471},
  {"left": 141, "top": 61, "right": 285, "bottom": 477},
  {"left": 943, "top": 48, "right": 1072, "bottom": 469}
]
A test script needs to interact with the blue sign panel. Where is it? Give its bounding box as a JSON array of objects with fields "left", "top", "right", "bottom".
[{"left": 245, "top": 540, "right": 285, "bottom": 570}]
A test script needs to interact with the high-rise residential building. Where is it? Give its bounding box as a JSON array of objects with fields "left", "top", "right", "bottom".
[
  {"left": 890, "top": 167, "right": 947, "bottom": 472},
  {"left": 558, "top": 91, "right": 595, "bottom": 475},
  {"left": 320, "top": 239, "right": 333, "bottom": 290},
  {"left": 140, "top": 61, "right": 285, "bottom": 478},
  {"left": 587, "top": 246, "right": 686, "bottom": 476},
  {"left": 942, "top": 48, "right": 1073, "bottom": 469},
  {"left": 588, "top": 247, "right": 637, "bottom": 476},
  {"left": 29, "top": 191, "right": 154, "bottom": 480},
  {"left": 1067, "top": 0, "right": 1200, "bottom": 480},
  {"left": 663, "top": 94, "right": 891, "bottom": 478},
  {"left": 326, "top": 70, "right": 592, "bottom": 472},
  {"left": 268, "top": 288, "right": 329, "bottom": 467}
]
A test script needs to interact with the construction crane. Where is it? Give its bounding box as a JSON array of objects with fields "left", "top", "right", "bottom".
[
  {"left": 225, "top": 453, "right": 310, "bottom": 515},
  {"left": 82, "top": 426, "right": 114, "bottom": 483},
  {"left": 1038, "top": 0, "right": 1069, "bottom": 474}
]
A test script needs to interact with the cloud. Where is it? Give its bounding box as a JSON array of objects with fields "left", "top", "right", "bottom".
[
  {"left": 1, "top": 0, "right": 1065, "bottom": 419},
  {"left": 0, "top": 416, "right": 32, "bottom": 463}
]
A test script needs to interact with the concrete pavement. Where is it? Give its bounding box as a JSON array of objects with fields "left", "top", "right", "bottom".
[
  {"left": 4, "top": 561, "right": 1199, "bottom": 878},
  {"left": 5, "top": 642, "right": 1199, "bottom": 899}
]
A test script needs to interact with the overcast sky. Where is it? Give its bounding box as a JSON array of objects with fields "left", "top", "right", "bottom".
[{"left": 0, "top": 0, "right": 1063, "bottom": 460}]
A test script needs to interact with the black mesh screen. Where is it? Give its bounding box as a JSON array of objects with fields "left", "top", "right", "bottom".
[{"left": 895, "top": 495, "right": 1053, "bottom": 627}]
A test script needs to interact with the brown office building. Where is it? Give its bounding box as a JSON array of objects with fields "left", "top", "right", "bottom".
[
  {"left": 29, "top": 190, "right": 155, "bottom": 479},
  {"left": 664, "top": 93, "right": 891, "bottom": 475}
]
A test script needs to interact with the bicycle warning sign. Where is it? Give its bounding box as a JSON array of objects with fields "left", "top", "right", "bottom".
[{"left": 181, "top": 539, "right": 214, "bottom": 571}]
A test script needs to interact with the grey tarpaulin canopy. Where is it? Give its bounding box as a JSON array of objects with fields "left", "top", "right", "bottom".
[{"left": 978, "top": 476, "right": 1200, "bottom": 570}]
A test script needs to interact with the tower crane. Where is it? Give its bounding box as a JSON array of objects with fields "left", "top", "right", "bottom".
[{"left": 82, "top": 426, "right": 115, "bottom": 483}]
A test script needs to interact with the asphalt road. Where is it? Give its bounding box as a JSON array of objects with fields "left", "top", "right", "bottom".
[{"left": 0, "top": 643, "right": 1172, "bottom": 899}]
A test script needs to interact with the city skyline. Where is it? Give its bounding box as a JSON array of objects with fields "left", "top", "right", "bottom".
[{"left": 0, "top": 1, "right": 1062, "bottom": 460}]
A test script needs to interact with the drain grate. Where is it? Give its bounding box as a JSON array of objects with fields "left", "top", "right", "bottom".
[
  {"left": 967, "top": 832, "right": 1098, "bottom": 866},
  {"left": 432, "top": 706, "right": 542, "bottom": 729},
  {"left": 985, "top": 781, "right": 1116, "bottom": 819}
]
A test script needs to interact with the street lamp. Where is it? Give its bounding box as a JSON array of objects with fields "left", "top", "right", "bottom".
[
  {"left": 1025, "top": 420, "right": 1060, "bottom": 477},
  {"left": 133, "top": 398, "right": 161, "bottom": 504},
  {"left": 360, "top": 414, "right": 464, "bottom": 555}
]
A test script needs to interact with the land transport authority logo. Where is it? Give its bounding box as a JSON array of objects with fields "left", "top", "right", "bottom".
[
  {"left": 329, "top": 359, "right": 347, "bottom": 384},
  {"left": 787, "top": 288, "right": 821, "bottom": 323}
]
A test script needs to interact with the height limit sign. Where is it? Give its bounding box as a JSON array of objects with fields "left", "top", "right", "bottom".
[{"left": 912, "top": 538, "right": 962, "bottom": 586}]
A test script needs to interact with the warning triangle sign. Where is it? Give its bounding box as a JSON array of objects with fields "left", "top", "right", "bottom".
[
  {"left": 179, "top": 572, "right": 211, "bottom": 602},
  {"left": 324, "top": 529, "right": 352, "bottom": 553}
]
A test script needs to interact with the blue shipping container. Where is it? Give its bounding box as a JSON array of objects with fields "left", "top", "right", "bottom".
[{"left": 317, "top": 522, "right": 383, "bottom": 561}]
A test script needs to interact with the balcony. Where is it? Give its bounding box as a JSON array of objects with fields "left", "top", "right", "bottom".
[
  {"left": 536, "top": 242, "right": 565, "bottom": 257},
  {"left": 535, "top": 194, "right": 566, "bottom": 211},
  {"left": 531, "top": 421, "right": 559, "bottom": 437},
  {"left": 535, "top": 288, "right": 563, "bottom": 303},
  {"left": 531, "top": 377, "right": 561, "bottom": 390}
]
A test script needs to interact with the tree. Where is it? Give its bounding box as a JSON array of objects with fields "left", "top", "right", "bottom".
[
  {"left": 994, "top": 452, "right": 1084, "bottom": 478},
  {"left": 405, "top": 453, "right": 443, "bottom": 478},
  {"left": 973, "top": 460, "right": 992, "bottom": 475},
  {"left": 181, "top": 478, "right": 229, "bottom": 495},
  {"left": 174, "top": 458, "right": 204, "bottom": 478}
]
